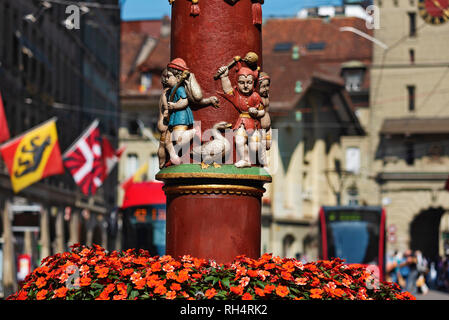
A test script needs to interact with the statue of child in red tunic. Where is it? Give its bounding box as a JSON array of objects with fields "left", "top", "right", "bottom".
[{"left": 217, "top": 63, "right": 265, "bottom": 168}]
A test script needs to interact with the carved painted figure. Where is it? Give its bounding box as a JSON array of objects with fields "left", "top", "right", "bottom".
[
  {"left": 160, "top": 58, "right": 219, "bottom": 167},
  {"left": 217, "top": 63, "right": 264, "bottom": 168}
]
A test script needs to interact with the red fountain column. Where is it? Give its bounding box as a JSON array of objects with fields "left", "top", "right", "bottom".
[{"left": 156, "top": 0, "right": 270, "bottom": 264}]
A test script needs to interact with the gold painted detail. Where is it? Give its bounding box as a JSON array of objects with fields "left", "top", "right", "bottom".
[
  {"left": 172, "top": 125, "right": 189, "bottom": 131},
  {"left": 163, "top": 184, "right": 266, "bottom": 197}
]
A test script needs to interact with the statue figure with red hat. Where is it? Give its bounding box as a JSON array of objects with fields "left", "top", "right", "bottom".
[
  {"left": 216, "top": 62, "right": 265, "bottom": 168},
  {"left": 160, "top": 58, "right": 219, "bottom": 167}
]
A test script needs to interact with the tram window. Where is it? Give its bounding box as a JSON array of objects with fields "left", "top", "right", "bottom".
[{"left": 325, "top": 210, "right": 380, "bottom": 265}]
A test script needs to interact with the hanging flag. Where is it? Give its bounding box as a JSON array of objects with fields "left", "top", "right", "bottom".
[
  {"left": 0, "top": 118, "right": 64, "bottom": 193},
  {"left": 63, "top": 119, "right": 104, "bottom": 196},
  {"left": 0, "top": 92, "right": 11, "bottom": 143},
  {"left": 101, "top": 136, "right": 125, "bottom": 181},
  {"left": 63, "top": 120, "right": 124, "bottom": 196},
  {"left": 121, "top": 161, "right": 149, "bottom": 190}
]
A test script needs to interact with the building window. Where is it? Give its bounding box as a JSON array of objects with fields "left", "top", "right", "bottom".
[
  {"left": 345, "top": 147, "right": 361, "bottom": 174},
  {"left": 407, "top": 85, "right": 415, "bottom": 111},
  {"left": 342, "top": 69, "right": 365, "bottom": 92},
  {"left": 125, "top": 153, "right": 139, "bottom": 178},
  {"left": 409, "top": 49, "right": 415, "bottom": 64},
  {"left": 405, "top": 142, "right": 415, "bottom": 165},
  {"left": 347, "top": 183, "right": 359, "bottom": 206},
  {"left": 282, "top": 234, "right": 295, "bottom": 258},
  {"left": 408, "top": 12, "right": 417, "bottom": 37}
]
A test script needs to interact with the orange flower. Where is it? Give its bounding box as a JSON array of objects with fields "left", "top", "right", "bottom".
[
  {"left": 242, "top": 292, "right": 253, "bottom": 300},
  {"left": 170, "top": 283, "right": 181, "bottom": 292},
  {"left": 281, "top": 271, "right": 293, "bottom": 281},
  {"left": 117, "top": 282, "right": 128, "bottom": 297},
  {"left": 261, "top": 253, "right": 272, "bottom": 261},
  {"left": 36, "top": 289, "right": 48, "bottom": 300},
  {"left": 154, "top": 284, "right": 167, "bottom": 295},
  {"left": 121, "top": 268, "right": 134, "bottom": 277},
  {"left": 264, "top": 263, "right": 276, "bottom": 270},
  {"left": 205, "top": 288, "right": 216, "bottom": 299},
  {"left": 134, "top": 257, "right": 148, "bottom": 265},
  {"left": 282, "top": 261, "right": 295, "bottom": 273},
  {"left": 94, "top": 266, "right": 109, "bottom": 278},
  {"left": 275, "top": 285, "right": 289, "bottom": 298},
  {"left": 53, "top": 287, "right": 68, "bottom": 298},
  {"left": 263, "top": 284, "right": 275, "bottom": 294},
  {"left": 166, "top": 271, "right": 177, "bottom": 281},
  {"left": 247, "top": 269, "right": 258, "bottom": 278},
  {"left": 176, "top": 270, "right": 189, "bottom": 283},
  {"left": 151, "top": 262, "right": 162, "bottom": 272},
  {"left": 230, "top": 286, "right": 244, "bottom": 296},
  {"left": 36, "top": 277, "right": 47, "bottom": 289},
  {"left": 134, "top": 277, "right": 146, "bottom": 290},
  {"left": 80, "top": 276, "right": 92, "bottom": 287},
  {"left": 310, "top": 288, "right": 323, "bottom": 299},
  {"left": 311, "top": 277, "right": 320, "bottom": 287},
  {"left": 255, "top": 287, "right": 265, "bottom": 297},
  {"left": 165, "top": 290, "right": 177, "bottom": 300}
]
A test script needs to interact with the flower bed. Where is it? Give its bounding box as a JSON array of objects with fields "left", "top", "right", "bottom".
[{"left": 7, "top": 244, "right": 415, "bottom": 300}]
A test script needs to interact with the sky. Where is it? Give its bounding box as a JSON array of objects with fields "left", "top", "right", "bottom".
[{"left": 121, "top": 0, "right": 344, "bottom": 20}]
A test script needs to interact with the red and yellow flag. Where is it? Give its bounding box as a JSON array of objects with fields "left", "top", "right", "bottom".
[
  {"left": 0, "top": 118, "right": 64, "bottom": 193},
  {"left": 0, "top": 92, "right": 10, "bottom": 143}
]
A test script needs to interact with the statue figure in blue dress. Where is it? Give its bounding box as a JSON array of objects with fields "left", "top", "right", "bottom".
[{"left": 160, "top": 58, "right": 219, "bottom": 166}]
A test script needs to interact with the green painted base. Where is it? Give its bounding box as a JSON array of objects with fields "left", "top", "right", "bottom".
[{"left": 155, "top": 164, "right": 272, "bottom": 183}]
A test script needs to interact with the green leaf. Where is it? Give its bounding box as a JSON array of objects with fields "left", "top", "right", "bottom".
[
  {"left": 221, "top": 277, "right": 230, "bottom": 288},
  {"left": 130, "top": 290, "right": 139, "bottom": 300}
]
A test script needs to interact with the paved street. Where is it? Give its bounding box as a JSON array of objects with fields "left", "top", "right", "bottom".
[{"left": 416, "top": 290, "right": 449, "bottom": 300}]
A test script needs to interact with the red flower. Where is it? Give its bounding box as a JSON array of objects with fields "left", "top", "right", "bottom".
[
  {"left": 230, "top": 286, "right": 244, "bottom": 296},
  {"left": 242, "top": 292, "right": 253, "bottom": 300},
  {"left": 16, "top": 290, "right": 28, "bottom": 300}
]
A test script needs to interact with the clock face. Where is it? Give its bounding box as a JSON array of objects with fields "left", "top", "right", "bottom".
[{"left": 418, "top": 0, "right": 449, "bottom": 25}]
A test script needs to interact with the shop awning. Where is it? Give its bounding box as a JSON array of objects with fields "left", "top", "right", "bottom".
[
  {"left": 121, "top": 182, "right": 166, "bottom": 209},
  {"left": 380, "top": 118, "right": 449, "bottom": 135}
]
